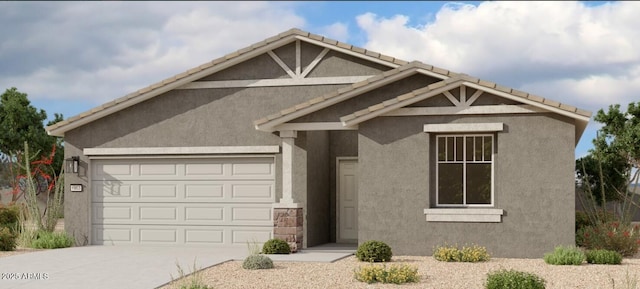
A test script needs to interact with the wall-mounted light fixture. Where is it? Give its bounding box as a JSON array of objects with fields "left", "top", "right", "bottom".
[{"left": 66, "top": 156, "right": 79, "bottom": 174}]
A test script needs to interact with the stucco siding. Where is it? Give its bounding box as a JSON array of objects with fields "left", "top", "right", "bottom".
[
  {"left": 358, "top": 113, "right": 575, "bottom": 258},
  {"left": 306, "top": 50, "right": 392, "bottom": 78},
  {"left": 200, "top": 53, "right": 289, "bottom": 81}
]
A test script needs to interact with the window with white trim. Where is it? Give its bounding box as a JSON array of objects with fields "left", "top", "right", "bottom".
[{"left": 436, "top": 135, "right": 493, "bottom": 206}]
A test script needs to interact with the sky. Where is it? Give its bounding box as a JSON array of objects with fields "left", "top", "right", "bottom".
[{"left": 1, "top": 1, "right": 638, "bottom": 159}]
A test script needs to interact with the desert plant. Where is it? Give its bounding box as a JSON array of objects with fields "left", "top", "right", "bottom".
[
  {"left": 610, "top": 267, "right": 639, "bottom": 289},
  {"left": 543, "top": 245, "right": 585, "bottom": 265},
  {"left": 246, "top": 239, "right": 261, "bottom": 256},
  {"left": 261, "top": 238, "right": 290, "bottom": 254},
  {"left": 0, "top": 204, "right": 20, "bottom": 233},
  {"left": 242, "top": 254, "right": 274, "bottom": 270},
  {"left": 485, "top": 269, "right": 546, "bottom": 289},
  {"left": 434, "top": 244, "right": 490, "bottom": 262},
  {"left": 586, "top": 249, "right": 622, "bottom": 265},
  {"left": 353, "top": 263, "right": 419, "bottom": 284},
  {"left": 578, "top": 221, "right": 639, "bottom": 257},
  {"left": 170, "top": 260, "right": 211, "bottom": 289},
  {"left": 356, "top": 240, "right": 393, "bottom": 262},
  {"left": 0, "top": 227, "right": 17, "bottom": 251},
  {"left": 30, "top": 230, "right": 74, "bottom": 249}
]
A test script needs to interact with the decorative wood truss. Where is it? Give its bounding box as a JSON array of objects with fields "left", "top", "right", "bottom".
[{"left": 177, "top": 40, "right": 375, "bottom": 89}]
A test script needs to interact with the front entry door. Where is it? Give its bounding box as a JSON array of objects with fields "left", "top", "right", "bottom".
[{"left": 337, "top": 158, "right": 358, "bottom": 243}]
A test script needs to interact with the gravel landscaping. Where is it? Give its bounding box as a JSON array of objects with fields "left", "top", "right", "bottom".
[
  {"left": 2, "top": 248, "right": 639, "bottom": 288},
  {"left": 160, "top": 254, "right": 640, "bottom": 289}
]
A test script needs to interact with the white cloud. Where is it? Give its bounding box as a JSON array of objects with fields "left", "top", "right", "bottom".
[
  {"left": 0, "top": 1, "right": 305, "bottom": 104},
  {"left": 318, "top": 22, "right": 349, "bottom": 42},
  {"left": 355, "top": 1, "right": 640, "bottom": 114}
]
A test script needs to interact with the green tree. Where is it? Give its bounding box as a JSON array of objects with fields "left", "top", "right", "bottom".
[
  {"left": 576, "top": 102, "right": 640, "bottom": 223},
  {"left": 0, "top": 88, "right": 64, "bottom": 198},
  {"left": 0, "top": 88, "right": 52, "bottom": 157}
]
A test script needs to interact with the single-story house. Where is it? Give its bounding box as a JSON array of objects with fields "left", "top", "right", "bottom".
[{"left": 46, "top": 28, "right": 591, "bottom": 258}]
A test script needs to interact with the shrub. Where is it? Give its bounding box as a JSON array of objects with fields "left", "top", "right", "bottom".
[
  {"left": 543, "top": 245, "right": 585, "bottom": 265},
  {"left": 356, "top": 240, "right": 393, "bottom": 262},
  {"left": 30, "top": 231, "right": 74, "bottom": 249},
  {"left": 586, "top": 249, "right": 622, "bottom": 265},
  {"left": 577, "top": 221, "right": 640, "bottom": 257},
  {"left": 242, "top": 254, "right": 274, "bottom": 270},
  {"left": 485, "top": 269, "right": 546, "bottom": 289},
  {"left": 354, "top": 263, "right": 419, "bottom": 284},
  {"left": 434, "top": 244, "right": 490, "bottom": 262},
  {"left": 0, "top": 227, "right": 17, "bottom": 251},
  {"left": 261, "top": 238, "right": 291, "bottom": 254},
  {"left": 0, "top": 204, "right": 20, "bottom": 233}
]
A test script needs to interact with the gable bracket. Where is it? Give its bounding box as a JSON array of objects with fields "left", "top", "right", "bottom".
[
  {"left": 443, "top": 91, "right": 462, "bottom": 107},
  {"left": 301, "top": 48, "right": 330, "bottom": 78},
  {"left": 268, "top": 51, "right": 297, "bottom": 79}
]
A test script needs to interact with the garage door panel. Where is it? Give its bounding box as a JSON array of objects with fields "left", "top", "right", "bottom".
[
  {"left": 139, "top": 207, "right": 177, "bottom": 221},
  {"left": 94, "top": 203, "right": 273, "bottom": 226},
  {"left": 140, "top": 228, "right": 177, "bottom": 243},
  {"left": 184, "top": 207, "right": 224, "bottom": 221},
  {"left": 232, "top": 229, "right": 273, "bottom": 245},
  {"left": 185, "top": 184, "right": 224, "bottom": 198},
  {"left": 185, "top": 163, "right": 224, "bottom": 176},
  {"left": 92, "top": 157, "right": 275, "bottom": 246},
  {"left": 139, "top": 163, "right": 178, "bottom": 176},
  {"left": 139, "top": 184, "right": 177, "bottom": 198},
  {"left": 232, "top": 207, "right": 272, "bottom": 221},
  {"left": 185, "top": 229, "right": 224, "bottom": 244},
  {"left": 94, "top": 181, "right": 272, "bottom": 203},
  {"left": 93, "top": 225, "right": 272, "bottom": 246}
]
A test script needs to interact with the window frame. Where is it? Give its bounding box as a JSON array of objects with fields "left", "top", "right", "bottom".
[{"left": 435, "top": 134, "right": 495, "bottom": 207}]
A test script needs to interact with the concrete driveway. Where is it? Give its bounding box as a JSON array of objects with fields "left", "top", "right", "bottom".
[{"left": 0, "top": 245, "right": 354, "bottom": 289}]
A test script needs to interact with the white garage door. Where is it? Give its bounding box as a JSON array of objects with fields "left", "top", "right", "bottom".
[{"left": 91, "top": 157, "right": 275, "bottom": 246}]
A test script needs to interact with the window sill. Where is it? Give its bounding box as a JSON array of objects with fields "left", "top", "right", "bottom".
[{"left": 423, "top": 208, "right": 504, "bottom": 223}]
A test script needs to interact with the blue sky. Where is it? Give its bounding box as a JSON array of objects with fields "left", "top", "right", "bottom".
[{"left": 1, "top": 1, "right": 638, "bottom": 159}]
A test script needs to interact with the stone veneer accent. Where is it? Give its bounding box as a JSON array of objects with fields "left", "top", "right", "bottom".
[{"left": 273, "top": 208, "right": 303, "bottom": 252}]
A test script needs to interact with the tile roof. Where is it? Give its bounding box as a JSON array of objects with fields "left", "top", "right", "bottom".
[
  {"left": 338, "top": 73, "right": 592, "bottom": 126},
  {"left": 46, "top": 28, "right": 408, "bottom": 136}
]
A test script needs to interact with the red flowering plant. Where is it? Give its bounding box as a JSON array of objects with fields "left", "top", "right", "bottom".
[
  {"left": 12, "top": 142, "right": 64, "bottom": 233},
  {"left": 577, "top": 221, "right": 640, "bottom": 257}
]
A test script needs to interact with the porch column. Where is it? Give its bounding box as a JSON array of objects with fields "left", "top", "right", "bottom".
[
  {"left": 280, "top": 130, "right": 297, "bottom": 204},
  {"left": 273, "top": 130, "right": 303, "bottom": 252}
]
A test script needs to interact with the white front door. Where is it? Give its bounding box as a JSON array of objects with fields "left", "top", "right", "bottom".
[{"left": 337, "top": 158, "right": 358, "bottom": 242}]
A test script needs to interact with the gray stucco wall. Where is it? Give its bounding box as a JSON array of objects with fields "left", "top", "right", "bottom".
[
  {"left": 63, "top": 84, "right": 345, "bottom": 245},
  {"left": 357, "top": 113, "right": 576, "bottom": 258}
]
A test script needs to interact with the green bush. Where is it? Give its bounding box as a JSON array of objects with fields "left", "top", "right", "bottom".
[
  {"left": 543, "top": 245, "right": 585, "bottom": 265},
  {"left": 586, "top": 249, "right": 622, "bottom": 265},
  {"left": 30, "top": 231, "right": 74, "bottom": 249},
  {"left": 577, "top": 221, "right": 639, "bottom": 257},
  {"left": 0, "top": 204, "right": 20, "bottom": 233},
  {"left": 0, "top": 227, "right": 17, "bottom": 251},
  {"left": 242, "top": 254, "right": 274, "bottom": 270},
  {"left": 434, "top": 244, "right": 490, "bottom": 262},
  {"left": 356, "top": 240, "right": 393, "bottom": 262},
  {"left": 485, "top": 269, "right": 546, "bottom": 289},
  {"left": 261, "top": 238, "right": 291, "bottom": 254},
  {"left": 354, "top": 263, "right": 419, "bottom": 284}
]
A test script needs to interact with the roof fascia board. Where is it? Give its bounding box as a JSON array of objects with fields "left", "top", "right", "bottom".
[{"left": 255, "top": 68, "right": 421, "bottom": 132}]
